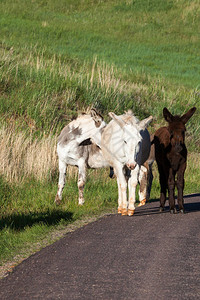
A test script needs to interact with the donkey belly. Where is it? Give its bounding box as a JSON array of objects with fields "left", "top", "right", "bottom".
[
  {"left": 87, "top": 147, "right": 109, "bottom": 169},
  {"left": 140, "top": 130, "right": 151, "bottom": 165},
  {"left": 57, "top": 141, "right": 88, "bottom": 166}
]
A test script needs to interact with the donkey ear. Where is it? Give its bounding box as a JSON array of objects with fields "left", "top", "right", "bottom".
[
  {"left": 163, "top": 107, "right": 173, "bottom": 123},
  {"left": 91, "top": 108, "right": 103, "bottom": 120},
  {"left": 181, "top": 107, "right": 196, "bottom": 124},
  {"left": 108, "top": 112, "right": 125, "bottom": 128},
  {"left": 91, "top": 108, "right": 104, "bottom": 127},
  {"left": 139, "top": 116, "right": 153, "bottom": 129}
]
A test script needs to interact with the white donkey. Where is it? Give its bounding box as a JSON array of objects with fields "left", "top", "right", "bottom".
[
  {"left": 55, "top": 109, "right": 109, "bottom": 205},
  {"left": 109, "top": 134, "right": 155, "bottom": 206},
  {"left": 55, "top": 109, "right": 153, "bottom": 210},
  {"left": 101, "top": 110, "right": 153, "bottom": 216}
]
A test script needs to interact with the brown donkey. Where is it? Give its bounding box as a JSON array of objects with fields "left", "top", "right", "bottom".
[{"left": 154, "top": 107, "right": 196, "bottom": 213}]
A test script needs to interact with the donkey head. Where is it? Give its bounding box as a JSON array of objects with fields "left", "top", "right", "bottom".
[
  {"left": 109, "top": 111, "right": 153, "bottom": 170},
  {"left": 163, "top": 107, "right": 196, "bottom": 152},
  {"left": 90, "top": 108, "right": 106, "bottom": 146}
]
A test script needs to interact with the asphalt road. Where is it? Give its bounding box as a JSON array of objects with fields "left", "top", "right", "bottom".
[{"left": 0, "top": 194, "right": 199, "bottom": 300}]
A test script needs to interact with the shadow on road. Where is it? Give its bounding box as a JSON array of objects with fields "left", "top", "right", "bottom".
[
  {"left": 184, "top": 201, "right": 200, "bottom": 213},
  {"left": 184, "top": 193, "right": 200, "bottom": 198},
  {"left": 134, "top": 193, "right": 200, "bottom": 216},
  {"left": 134, "top": 207, "right": 167, "bottom": 216}
]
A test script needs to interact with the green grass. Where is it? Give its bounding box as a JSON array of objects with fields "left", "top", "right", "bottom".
[
  {"left": 1, "top": 0, "right": 199, "bottom": 88},
  {"left": 0, "top": 0, "right": 200, "bottom": 273},
  {"left": 0, "top": 170, "right": 118, "bottom": 263}
]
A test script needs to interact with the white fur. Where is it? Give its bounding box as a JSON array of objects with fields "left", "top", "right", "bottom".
[
  {"left": 55, "top": 110, "right": 153, "bottom": 210},
  {"left": 101, "top": 111, "right": 153, "bottom": 213},
  {"left": 55, "top": 110, "right": 109, "bottom": 205}
]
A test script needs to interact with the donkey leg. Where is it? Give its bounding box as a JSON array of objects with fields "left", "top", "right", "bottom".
[
  {"left": 168, "top": 169, "right": 177, "bottom": 214},
  {"left": 146, "top": 163, "right": 153, "bottom": 202},
  {"left": 138, "top": 165, "right": 148, "bottom": 207},
  {"left": 55, "top": 159, "right": 67, "bottom": 205},
  {"left": 109, "top": 166, "right": 115, "bottom": 179},
  {"left": 157, "top": 163, "right": 167, "bottom": 211},
  {"left": 128, "top": 165, "right": 140, "bottom": 216},
  {"left": 115, "top": 165, "right": 128, "bottom": 215},
  {"left": 78, "top": 159, "right": 86, "bottom": 205},
  {"left": 117, "top": 176, "right": 123, "bottom": 214},
  {"left": 177, "top": 163, "right": 186, "bottom": 213}
]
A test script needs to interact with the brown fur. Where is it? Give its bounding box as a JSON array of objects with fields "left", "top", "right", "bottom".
[
  {"left": 77, "top": 143, "right": 101, "bottom": 168},
  {"left": 58, "top": 126, "right": 82, "bottom": 145},
  {"left": 154, "top": 107, "right": 196, "bottom": 213}
]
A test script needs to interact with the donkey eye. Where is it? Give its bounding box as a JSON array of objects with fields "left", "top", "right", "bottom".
[{"left": 124, "top": 140, "right": 127, "bottom": 144}]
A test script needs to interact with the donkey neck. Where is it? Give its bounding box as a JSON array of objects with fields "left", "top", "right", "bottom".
[{"left": 167, "top": 144, "right": 187, "bottom": 171}]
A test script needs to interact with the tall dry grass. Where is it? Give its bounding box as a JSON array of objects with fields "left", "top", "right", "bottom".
[
  {"left": 1, "top": 45, "right": 147, "bottom": 100},
  {"left": 0, "top": 124, "right": 81, "bottom": 183},
  {"left": 0, "top": 126, "right": 59, "bottom": 182}
]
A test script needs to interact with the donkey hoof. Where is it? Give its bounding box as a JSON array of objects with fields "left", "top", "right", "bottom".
[
  {"left": 78, "top": 198, "right": 85, "bottom": 205},
  {"left": 121, "top": 209, "right": 128, "bottom": 216},
  {"left": 78, "top": 201, "right": 84, "bottom": 206},
  {"left": 128, "top": 209, "right": 135, "bottom": 216},
  {"left": 159, "top": 207, "right": 164, "bottom": 212},
  {"left": 138, "top": 199, "right": 146, "bottom": 207},
  {"left": 55, "top": 196, "right": 61, "bottom": 205},
  {"left": 55, "top": 200, "right": 61, "bottom": 206},
  {"left": 118, "top": 207, "right": 122, "bottom": 214},
  {"left": 170, "top": 208, "right": 177, "bottom": 214},
  {"left": 180, "top": 209, "right": 185, "bottom": 214}
]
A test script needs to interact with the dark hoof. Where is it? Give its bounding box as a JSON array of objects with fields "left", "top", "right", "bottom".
[
  {"left": 159, "top": 207, "right": 164, "bottom": 212},
  {"left": 170, "top": 208, "right": 177, "bottom": 214},
  {"left": 109, "top": 167, "right": 115, "bottom": 179}
]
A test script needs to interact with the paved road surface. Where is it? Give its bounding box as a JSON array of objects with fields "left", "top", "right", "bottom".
[{"left": 0, "top": 195, "right": 200, "bottom": 300}]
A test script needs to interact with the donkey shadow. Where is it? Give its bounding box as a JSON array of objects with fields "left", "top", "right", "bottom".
[
  {"left": 183, "top": 193, "right": 200, "bottom": 213},
  {"left": 134, "top": 193, "right": 200, "bottom": 216},
  {"left": 0, "top": 209, "right": 73, "bottom": 231}
]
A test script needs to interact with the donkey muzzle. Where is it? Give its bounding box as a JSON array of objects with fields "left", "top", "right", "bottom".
[
  {"left": 126, "top": 163, "right": 136, "bottom": 170},
  {"left": 174, "top": 143, "right": 183, "bottom": 153}
]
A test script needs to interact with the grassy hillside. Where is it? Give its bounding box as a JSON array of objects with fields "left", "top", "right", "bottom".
[
  {"left": 0, "top": 0, "right": 199, "bottom": 272},
  {"left": 1, "top": 0, "right": 200, "bottom": 88}
]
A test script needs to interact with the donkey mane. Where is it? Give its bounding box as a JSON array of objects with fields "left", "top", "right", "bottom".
[
  {"left": 169, "top": 115, "right": 183, "bottom": 123},
  {"left": 121, "top": 110, "right": 139, "bottom": 125}
]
